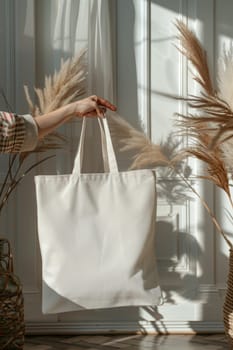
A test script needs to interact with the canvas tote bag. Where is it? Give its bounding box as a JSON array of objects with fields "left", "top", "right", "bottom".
[{"left": 35, "top": 117, "right": 162, "bottom": 314}]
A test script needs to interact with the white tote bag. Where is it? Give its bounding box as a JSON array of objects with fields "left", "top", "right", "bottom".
[{"left": 35, "top": 117, "right": 162, "bottom": 314}]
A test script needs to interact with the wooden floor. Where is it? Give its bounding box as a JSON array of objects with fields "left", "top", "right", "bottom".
[{"left": 24, "top": 334, "right": 229, "bottom": 349}]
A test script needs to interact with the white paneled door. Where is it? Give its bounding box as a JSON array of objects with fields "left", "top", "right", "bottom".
[{"left": 0, "top": 0, "right": 231, "bottom": 333}]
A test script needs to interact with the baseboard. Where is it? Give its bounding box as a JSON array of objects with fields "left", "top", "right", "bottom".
[{"left": 26, "top": 321, "right": 224, "bottom": 335}]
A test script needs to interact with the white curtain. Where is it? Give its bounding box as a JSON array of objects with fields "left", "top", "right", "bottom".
[
  {"left": 37, "top": 0, "right": 115, "bottom": 172},
  {"left": 52, "top": 0, "right": 114, "bottom": 100}
]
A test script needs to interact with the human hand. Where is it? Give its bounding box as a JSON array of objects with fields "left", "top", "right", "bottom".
[{"left": 71, "top": 95, "right": 117, "bottom": 118}]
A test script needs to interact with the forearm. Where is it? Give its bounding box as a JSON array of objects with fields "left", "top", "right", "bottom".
[
  {"left": 35, "top": 104, "right": 75, "bottom": 138},
  {"left": 34, "top": 96, "right": 117, "bottom": 138},
  {"left": 0, "top": 96, "right": 116, "bottom": 153}
]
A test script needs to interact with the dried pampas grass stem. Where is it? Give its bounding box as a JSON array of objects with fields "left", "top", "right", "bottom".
[
  {"left": 175, "top": 20, "right": 214, "bottom": 96},
  {"left": 108, "top": 114, "right": 170, "bottom": 168},
  {"left": 22, "top": 49, "right": 87, "bottom": 157},
  {"left": 24, "top": 49, "right": 87, "bottom": 116}
]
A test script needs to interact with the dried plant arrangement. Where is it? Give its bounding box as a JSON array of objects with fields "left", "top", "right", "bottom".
[
  {"left": 0, "top": 50, "right": 87, "bottom": 216},
  {"left": 174, "top": 21, "right": 233, "bottom": 223},
  {"left": 108, "top": 21, "right": 233, "bottom": 345},
  {"left": 174, "top": 21, "right": 233, "bottom": 344}
]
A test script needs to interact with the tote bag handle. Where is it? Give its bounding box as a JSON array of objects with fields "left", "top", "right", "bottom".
[
  {"left": 97, "top": 118, "right": 110, "bottom": 172},
  {"left": 72, "top": 116, "right": 119, "bottom": 174}
]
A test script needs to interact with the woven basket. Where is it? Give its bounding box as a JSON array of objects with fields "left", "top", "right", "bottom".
[
  {"left": 223, "top": 248, "right": 233, "bottom": 349},
  {"left": 0, "top": 238, "right": 25, "bottom": 349}
]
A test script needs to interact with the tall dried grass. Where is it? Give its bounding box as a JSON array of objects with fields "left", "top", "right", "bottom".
[
  {"left": 23, "top": 49, "right": 87, "bottom": 157},
  {"left": 109, "top": 21, "right": 233, "bottom": 249},
  {"left": 174, "top": 20, "right": 233, "bottom": 247}
]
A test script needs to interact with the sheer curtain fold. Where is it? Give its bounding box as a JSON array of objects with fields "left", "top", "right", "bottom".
[
  {"left": 88, "top": 0, "right": 114, "bottom": 100},
  {"left": 52, "top": 0, "right": 114, "bottom": 100}
]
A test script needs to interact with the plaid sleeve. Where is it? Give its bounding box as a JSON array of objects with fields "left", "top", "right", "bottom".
[{"left": 0, "top": 112, "right": 38, "bottom": 153}]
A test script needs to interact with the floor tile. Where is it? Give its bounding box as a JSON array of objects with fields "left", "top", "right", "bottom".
[{"left": 24, "top": 334, "right": 229, "bottom": 350}]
